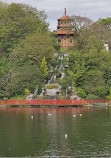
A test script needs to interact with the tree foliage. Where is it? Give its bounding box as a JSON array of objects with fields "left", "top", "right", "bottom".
[
  {"left": 76, "top": 22, "right": 111, "bottom": 50},
  {"left": 25, "top": 88, "right": 30, "bottom": 96},
  {"left": 0, "top": 3, "right": 48, "bottom": 53},
  {"left": 98, "top": 17, "right": 111, "bottom": 28},
  {"left": 68, "top": 35, "right": 111, "bottom": 99},
  {"left": 0, "top": 56, "right": 11, "bottom": 98},
  {"left": 9, "top": 31, "right": 56, "bottom": 96},
  {"left": 71, "top": 15, "right": 93, "bottom": 33},
  {"left": 41, "top": 56, "right": 48, "bottom": 79},
  {"left": 0, "top": 4, "right": 111, "bottom": 100},
  {"left": 0, "top": 2, "right": 57, "bottom": 98},
  {"left": 76, "top": 88, "right": 86, "bottom": 98}
]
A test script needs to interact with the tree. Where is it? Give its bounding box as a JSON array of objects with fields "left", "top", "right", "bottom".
[
  {"left": 68, "top": 35, "right": 111, "bottom": 99},
  {"left": 41, "top": 56, "right": 48, "bottom": 79},
  {"left": 0, "top": 3, "right": 48, "bottom": 53},
  {"left": 8, "top": 31, "right": 55, "bottom": 96},
  {"left": 98, "top": 17, "right": 111, "bottom": 29},
  {"left": 10, "top": 31, "right": 55, "bottom": 67},
  {"left": 76, "top": 22, "right": 111, "bottom": 50},
  {"left": 71, "top": 15, "right": 93, "bottom": 33},
  {"left": 25, "top": 88, "right": 30, "bottom": 96},
  {"left": 0, "top": 57, "right": 11, "bottom": 98},
  {"left": 61, "top": 76, "right": 68, "bottom": 89},
  {"left": 82, "top": 69, "right": 106, "bottom": 95},
  {"left": 9, "top": 65, "right": 43, "bottom": 97},
  {"left": 106, "top": 88, "right": 111, "bottom": 99},
  {"left": 95, "top": 86, "right": 108, "bottom": 98},
  {"left": 76, "top": 88, "right": 86, "bottom": 98},
  {"left": 0, "top": 2, "right": 58, "bottom": 98},
  {"left": 68, "top": 50, "right": 87, "bottom": 86}
]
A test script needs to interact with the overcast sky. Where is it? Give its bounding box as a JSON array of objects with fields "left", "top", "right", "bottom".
[{"left": 3, "top": 0, "right": 111, "bottom": 30}]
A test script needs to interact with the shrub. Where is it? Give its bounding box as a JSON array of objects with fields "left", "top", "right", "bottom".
[
  {"left": 61, "top": 76, "right": 68, "bottom": 89},
  {"left": 11, "top": 95, "right": 26, "bottom": 100},
  {"left": 85, "top": 94, "right": 100, "bottom": 100},
  {"left": 95, "top": 86, "right": 108, "bottom": 98},
  {"left": 46, "top": 84, "right": 59, "bottom": 89},
  {"left": 106, "top": 88, "right": 111, "bottom": 99},
  {"left": 25, "top": 88, "right": 30, "bottom": 96},
  {"left": 76, "top": 88, "right": 86, "bottom": 98}
]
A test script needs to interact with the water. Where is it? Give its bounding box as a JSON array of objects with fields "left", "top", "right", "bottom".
[{"left": 0, "top": 107, "right": 111, "bottom": 157}]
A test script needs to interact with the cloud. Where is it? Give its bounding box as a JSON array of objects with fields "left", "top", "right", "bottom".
[{"left": 3, "top": 0, "right": 111, "bottom": 30}]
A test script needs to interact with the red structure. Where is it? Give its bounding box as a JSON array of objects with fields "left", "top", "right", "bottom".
[
  {"left": 0, "top": 99, "right": 110, "bottom": 106},
  {"left": 56, "top": 8, "right": 75, "bottom": 48}
]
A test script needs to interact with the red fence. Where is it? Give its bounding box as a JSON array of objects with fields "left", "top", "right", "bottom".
[{"left": 0, "top": 99, "right": 110, "bottom": 106}]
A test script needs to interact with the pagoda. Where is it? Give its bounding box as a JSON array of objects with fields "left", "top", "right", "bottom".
[{"left": 56, "top": 8, "right": 75, "bottom": 48}]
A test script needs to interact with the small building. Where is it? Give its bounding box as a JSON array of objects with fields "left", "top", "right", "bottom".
[{"left": 56, "top": 8, "right": 75, "bottom": 48}]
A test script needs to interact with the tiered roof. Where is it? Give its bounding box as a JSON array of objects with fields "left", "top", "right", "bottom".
[
  {"left": 56, "top": 30, "right": 74, "bottom": 35},
  {"left": 56, "top": 8, "right": 74, "bottom": 35},
  {"left": 58, "top": 15, "right": 71, "bottom": 21}
]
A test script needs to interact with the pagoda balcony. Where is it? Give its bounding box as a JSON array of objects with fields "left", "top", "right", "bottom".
[{"left": 57, "top": 25, "right": 73, "bottom": 29}]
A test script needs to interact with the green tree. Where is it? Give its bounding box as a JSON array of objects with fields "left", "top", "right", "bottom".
[
  {"left": 61, "top": 76, "right": 68, "bottom": 89},
  {"left": 0, "top": 3, "right": 48, "bottom": 53},
  {"left": 41, "top": 56, "right": 48, "bottom": 79},
  {"left": 0, "top": 57, "right": 11, "bottom": 98},
  {"left": 82, "top": 69, "right": 107, "bottom": 96},
  {"left": 10, "top": 31, "right": 55, "bottom": 67},
  {"left": 106, "top": 88, "right": 111, "bottom": 99},
  {"left": 0, "top": 2, "right": 58, "bottom": 98},
  {"left": 68, "top": 50, "right": 86, "bottom": 86},
  {"left": 95, "top": 86, "right": 108, "bottom": 98},
  {"left": 0, "top": 2, "right": 59, "bottom": 98},
  {"left": 9, "top": 31, "right": 55, "bottom": 96},
  {"left": 85, "top": 94, "right": 100, "bottom": 100},
  {"left": 98, "top": 17, "right": 111, "bottom": 28},
  {"left": 77, "top": 22, "right": 111, "bottom": 50},
  {"left": 9, "top": 65, "right": 43, "bottom": 97},
  {"left": 25, "top": 88, "right": 30, "bottom": 96},
  {"left": 68, "top": 35, "right": 111, "bottom": 99},
  {"left": 76, "top": 88, "right": 86, "bottom": 98}
]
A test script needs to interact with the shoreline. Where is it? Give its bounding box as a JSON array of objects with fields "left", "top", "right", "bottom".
[
  {"left": 0, "top": 104, "right": 111, "bottom": 108},
  {"left": 0, "top": 99, "right": 110, "bottom": 108}
]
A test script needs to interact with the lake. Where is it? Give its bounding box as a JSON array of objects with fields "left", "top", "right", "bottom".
[{"left": 0, "top": 107, "right": 111, "bottom": 157}]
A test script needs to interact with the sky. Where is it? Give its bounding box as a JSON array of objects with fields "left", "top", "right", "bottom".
[{"left": 3, "top": 0, "right": 111, "bottom": 31}]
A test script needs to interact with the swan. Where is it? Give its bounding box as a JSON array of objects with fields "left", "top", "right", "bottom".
[
  {"left": 31, "top": 116, "right": 33, "bottom": 119},
  {"left": 48, "top": 113, "right": 52, "bottom": 116},
  {"left": 65, "top": 134, "right": 67, "bottom": 139}
]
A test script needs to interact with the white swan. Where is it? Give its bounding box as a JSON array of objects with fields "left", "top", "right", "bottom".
[
  {"left": 65, "top": 134, "right": 67, "bottom": 139},
  {"left": 31, "top": 116, "right": 33, "bottom": 119},
  {"left": 48, "top": 113, "right": 52, "bottom": 116}
]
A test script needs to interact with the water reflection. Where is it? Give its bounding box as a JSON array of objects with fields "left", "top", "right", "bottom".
[{"left": 0, "top": 107, "right": 111, "bottom": 157}]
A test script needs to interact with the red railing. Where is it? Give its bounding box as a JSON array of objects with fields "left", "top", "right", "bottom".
[{"left": 0, "top": 99, "right": 110, "bottom": 106}]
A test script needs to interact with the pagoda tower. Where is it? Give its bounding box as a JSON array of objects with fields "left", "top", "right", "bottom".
[{"left": 56, "top": 8, "right": 75, "bottom": 48}]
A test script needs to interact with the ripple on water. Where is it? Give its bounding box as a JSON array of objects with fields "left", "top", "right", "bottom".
[{"left": 0, "top": 107, "right": 111, "bottom": 156}]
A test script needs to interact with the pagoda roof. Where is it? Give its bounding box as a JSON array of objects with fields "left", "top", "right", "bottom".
[
  {"left": 58, "top": 8, "right": 72, "bottom": 21},
  {"left": 58, "top": 15, "right": 71, "bottom": 21},
  {"left": 56, "top": 30, "right": 74, "bottom": 35}
]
